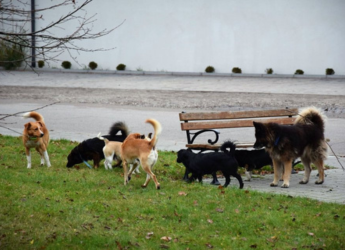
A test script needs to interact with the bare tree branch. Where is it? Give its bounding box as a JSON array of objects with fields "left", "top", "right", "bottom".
[{"left": 0, "top": 0, "right": 124, "bottom": 69}]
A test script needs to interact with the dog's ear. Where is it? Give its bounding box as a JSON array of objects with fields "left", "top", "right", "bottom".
[
  {"left": 253, "top": 121, "right": 263, "bottom": 130},
  {"left": 148, "top": 133, "right": 152, "bottom": 139},
  {"left": 38, "top": 121, "right": 43, "bottom": 127},
  {"left": 24, "top": 122, "right": 31, "bottom": 129}
]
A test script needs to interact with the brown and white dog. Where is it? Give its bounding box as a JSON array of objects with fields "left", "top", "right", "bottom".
[
  {"left": 121, "top": 119, "right": 162, "bottom": 189},
  {"left": 22, "top": 111, "right": 51, "bottom": 168},
  {"left": 97, "top": 132, "right": 152, "bottom": 173}
]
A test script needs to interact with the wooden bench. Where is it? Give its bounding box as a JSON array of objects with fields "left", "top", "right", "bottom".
[{"left": 179, "top": 108, "right": 299, "bottom": 151}]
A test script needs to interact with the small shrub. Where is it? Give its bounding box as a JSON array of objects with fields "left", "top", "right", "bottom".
[
  {"left": 326, "top": 68, "right": 335, "bottom": 75},
  {"left": 205, "top": 66, "right": 215, "bottom": 73},
  {"left": 61, "top": 61, "right": 72, "bottom": 69},
  {"left": 37, "top": 60, "right": 44, "bottom": 68},
  {"left": 0, "top": 37, "right": 28, "bottom": 70},
  {"left": 265, "top": 68, "right": 273, "bottom": 74},
  {"left": 88, "top": 61, "right": 98, "bottom": 70},
  {"left": 116, "top": 63, "right": 126, "bottom": 70},
  {"left": 232, "top": 67, "right": 242, "bottom": 74},
  {"left": 294, "top": 69, "right": 304, "bottom": 75}
]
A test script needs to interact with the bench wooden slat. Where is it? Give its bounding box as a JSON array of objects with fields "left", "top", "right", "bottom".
[
  {"left": 186, "top": 143, "right": 255, "bottom": 150},
  {"left": 181, "top": 117, "right": 296, "bottom": 131},
  {"left": 179, "top": 108, "right": 298, "bottom": 121}
]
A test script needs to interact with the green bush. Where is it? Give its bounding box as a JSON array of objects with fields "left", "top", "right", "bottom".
[
  {"left": 232, "top": 67, "right": 242, "bottom": 74},
  {"left": 37, "top": 60, "right": 45, "bottom": 68},
  {"left": 61, "top": 61, "right": 72, "bottom": 69},
  {"left": 294, "top": 69, "right": 304, "bottom": 75},
  {"left": 88, "top": 61, "right": 98, "bottom": 70},
  {"left": 326, "top": 68, "right": 335, "bottom": 75},
  {"left": 0, "top": 37, "right": 28, "bottom": 70},
  {"left": 205, "top": 66, "right": 215, "bottom": 73},
  {"left": 265, "top": 68, "right": 273, "bottom": 74},
  {"left": 116, "top": 63, "right": 126, "bottom": 70}
]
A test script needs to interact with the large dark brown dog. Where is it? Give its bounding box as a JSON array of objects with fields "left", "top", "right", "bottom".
[
  {"left": 253, "top": 107, "right": 327, "bottom": 188},
  {"left": 22, "top": 111, "right": 51, "bottom": 168},
  {"left": 66, "top": 122, "right": 129, "bottom": 168}
]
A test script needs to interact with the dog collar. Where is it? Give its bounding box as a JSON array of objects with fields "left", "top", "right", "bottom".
[
  {"left": 77, "top": 146, "right": 93, "bottom": 169},
  {"left": 274, "top": 135, "right": 281, "bottom": 146}
]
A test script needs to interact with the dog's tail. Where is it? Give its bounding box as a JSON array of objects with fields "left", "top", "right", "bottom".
[
  {"left": 220, "top": 140, "right": 236, "bottom": 156},
  {"left": 97, "top": 132, "right": 109, "bottom": 144},
  {"left": 23, "top": 111, "right": 44, "bottom": 122},
  {"left": 294, "top": 107, "right": 326, "bottom": 133},
  {"left": 109, "top": 121, "right": 130, "bottom": 137},
  {"left": 146, "top": 119, "right": 162, "bottom": 148}
]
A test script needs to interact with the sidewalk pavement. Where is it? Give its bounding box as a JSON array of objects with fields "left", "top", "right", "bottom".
[{"left": 204, "top": 156, "right": 345, "bottom": 204}]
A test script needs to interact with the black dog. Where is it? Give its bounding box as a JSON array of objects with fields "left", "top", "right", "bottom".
[
  {"left": 66, "top": 122, "right": 129, "bottom": 168},
  {"left": 177, "top": 141, "right": 244, "bottom": 189},
  {"left": 235, "top": 149, "right": 272, "bottom": 181}
]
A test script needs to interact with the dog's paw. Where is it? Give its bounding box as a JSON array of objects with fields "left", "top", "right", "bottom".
[
  {"left": 315, "top": 180, "right": 324, "bottom": 185},
  {"left": 281, "top": 183, "right": 289, "bottom": 188},
  {"left": 141, "top": 184, "right": 147, "bottom": 188},
  {"left": 270, "top": 182, "right": 278, "bottom": 187},
  {"left": 299, "top": 180, "right": 308, "bottom": 184},
  {"left": 156, "top": 185, "right": 161, "bottom": 190}
]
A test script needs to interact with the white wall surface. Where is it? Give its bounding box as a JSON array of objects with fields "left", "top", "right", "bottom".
[{"left": 33, "top": 0, "right": 345, "bottom": 75}]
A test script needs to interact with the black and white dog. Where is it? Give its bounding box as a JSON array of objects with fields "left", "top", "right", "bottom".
[
  {"left": 177, "top": 141, "right": 244, "bottom": 189},
  {"left": 66, "top": 122, "right": 129, "bottom": 168}
]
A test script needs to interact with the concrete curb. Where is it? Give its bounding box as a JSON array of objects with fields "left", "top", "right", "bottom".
[{"left": 5, "top": 67, "right": 345, "bottom": 79}]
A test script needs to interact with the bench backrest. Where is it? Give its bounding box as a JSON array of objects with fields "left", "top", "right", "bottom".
[{"left": 179, "top": 108, "right": 298, "bottom": 131}]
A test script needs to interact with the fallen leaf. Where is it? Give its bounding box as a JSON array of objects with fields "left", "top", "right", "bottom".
[
  {"left": 308, "top": 232, "right": 314, "bottom": 236},
  {"left": 215, "top": 208, "right": 224, "bottom": 213},
  {"left": 207, "top": 219, "right": 213, "bottom": 224},
  {"left": 235, "top": 209, "right": 239, "bottom": 214},
  {"left": 178, "top": 191, "right": 187, "bottom": 196},
  {"left": 146, "top": 232, "right": 154, "bottom": 239},
  {"left": 160, "top": 244, "right": 169, "bottom": 249},
  {"left": 160, "top": 236, "right": 172, "bottom": 242},
  {"left": 218, "top": 185, "right": 224, "bottom": 189},
  {"left": 205, "top": 243, "right": 213, "bottom": 248}
]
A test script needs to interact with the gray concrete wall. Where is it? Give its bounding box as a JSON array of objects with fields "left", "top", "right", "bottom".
[{"left": 29, "top": 0, "right": 345, "bottom": 75}]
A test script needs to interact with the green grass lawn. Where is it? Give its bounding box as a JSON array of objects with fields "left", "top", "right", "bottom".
[{"left": 0, "top": 135, "right": 344, "bottom": 250}]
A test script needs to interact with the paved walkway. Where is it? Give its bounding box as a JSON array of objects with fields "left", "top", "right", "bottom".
[{"left": 204, "top": 156, "right": 345, "bottom": 204}]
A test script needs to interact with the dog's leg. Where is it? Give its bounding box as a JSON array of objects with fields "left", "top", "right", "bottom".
[
  {"left": 245, "top": 170, "right": 252, "bottom": 181},
  {"left": 25, "top": 148, "right": 31, "bottom": 169},
  {"left": 128, "top": 162, "right": 139, "bottom": 180},
  {"left": 313, "top": 158, "right": 325, "bottom": 184},
  {"left": 223, "top": 175, "right": 231, "bottom": 187},
  {"left": 141, "top": 162, "right": 160, "bottom": 189},
  {"left": 43, "top": 151, "right": 51, "bottom": 167},
  {"left": 281, "top": 159, "right": 293, "bottom": 188},
  {"left": 210, "top": 172, "right": 220, "bottom": 185},
  {"left": 123, "top": 161, "right": 129, "bottom": 185},
  {"left": 232, "top": 173, "right": 244, "bottom": 189},
  {"left": 270, "top": 159, "right": 282, "bottom": 187},
  {"left": 299, "top": 158, "right": 311, "bottom": 184}
]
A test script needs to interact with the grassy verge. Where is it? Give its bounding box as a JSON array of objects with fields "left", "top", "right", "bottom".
[{"left": 0, "top": 135, "right": 344, "bottom": 250}]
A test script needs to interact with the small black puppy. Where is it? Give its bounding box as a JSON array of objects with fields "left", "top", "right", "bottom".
[
  {"left": 235, "top": 149, "right": 272, "bottom": 181},
  {"left": 66, "top": 122, "right": 129, "bottom": 168},
  {"left": 177, "top": 141, "right": 244, "bottom": 189}
]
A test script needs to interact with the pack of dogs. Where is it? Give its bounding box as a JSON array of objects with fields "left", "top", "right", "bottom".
[{"left": 22, "top": 106, "right": 328, "bottom": 190}]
